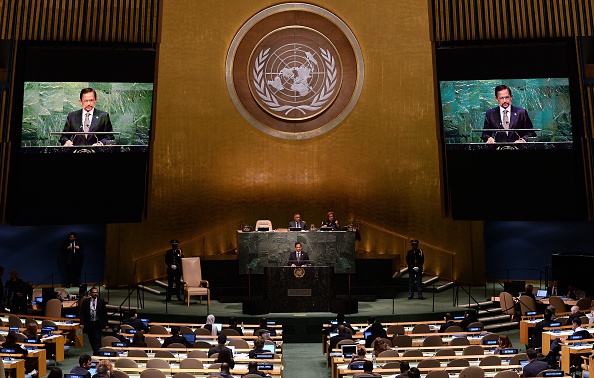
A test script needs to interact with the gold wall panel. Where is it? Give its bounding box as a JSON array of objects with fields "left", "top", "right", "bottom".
[{"left": 106, "top": 0, "right": 485, "bottom": 286}]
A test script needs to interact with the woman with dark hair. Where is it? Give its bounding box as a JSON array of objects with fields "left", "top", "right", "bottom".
[
  {"left": 23, "top": 322, "right": 40, "bottom": 342},
  {"left": 372, "top": 338, "right": 390, "bottom": 357},
  {"left": 2, "top": 330, "right": 28, "bottom": 356},
  {"left": 130, "top": 331, "right": 147, "bottom": 347},
  {"left": 493, "top": 334, "right": 513, "bottom": 354},
  {"left": 215, "top": 347, "right": 235, "bottom": 369},
  {"left": 321, "top": 212, "right": 340, "bottom": 230},
  {"left": 47, "top": 367, "right": 63, "bottom": 378}
]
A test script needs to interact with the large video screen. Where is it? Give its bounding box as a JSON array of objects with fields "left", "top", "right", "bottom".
[
  {"left": 440, "top": 78, "right": 572, "bottom": 148},
  {"left": 21, "top": 82, "right": 153, "bottom": 149},
  {"left": 435, "top": 39, "right": 587, "bottom": 220},
  {"left": 7, "top": 42, "right": 156, "bottom": 225}
]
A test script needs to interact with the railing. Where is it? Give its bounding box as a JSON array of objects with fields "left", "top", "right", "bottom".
[
  {"left": 353, "top": 219, "right": 456, "bottom": 282},
  {"left": 31, "top": 272, "right": 110, "bottom": 300}
]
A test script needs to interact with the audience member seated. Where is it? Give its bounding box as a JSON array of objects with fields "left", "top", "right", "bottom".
[
  {"left": 522, "top": 284, "right": 536, "bottom": 301},
  {"left": 524, "top": 348, "right": 549, "bottom": 377},
  {"left": 547, "top": 305, "right": 558, "bottom": 320},
  {"left": 241, "top": 361, "right": 270, "bottom": 377},
  {"left": 324, "top": 313, "right": 355, "bottom": 335},
  {"left": 209, "top": 334, "right": 229, "bottom": 357},
  {"left": 531, "top": 309, "right": 554, "bottom": 349},
  {"left": 2, "top": 331, "right": 28, "bottom": 357},
  {"left": 95, "top": 360, "right": 114, "bottom": 378},
  {"left": 249, "top": 337, "right": 271, "bottom": 358},
  {"left": 568, "top": 305, "right": 583, "bottom": 323},
  {"left": 589, "top": 306, "right": 594, "bottom": 325},
  {"left": 225, "top": 316, "right": 244, "bottom": 336},
  {"left": 408, "top": 367, "right": 421, "bottom": 378},
  {"left": 365, "top": 317, "right": 388, "bottom": 348},
  {"left": 348, "top": 347, "right": 368, "bottom": 369},
  {"left": 22, "top": 321, "right": 40, "bottom": 342},
  {"left": 161, "top": 326, "right": 192, "bottom": 348},
  {"left": 372, "top": 337, "right": 390, "bottom": 357},
  {"left": 257, "top": 317, "right": 274, "bottom": 333},
  {"left": 458, "top": 309, "right": 478, "bottom": 331},
  {"left": 130, "top": 331, "right": 147, "bottom": 347},
  {"left": 219, "top": 362, "right": 234, "bottom": 378},
  {"left": 546, "top": 317, "right": 592, "bottom": 367},
  {"left": 493, "top": 334, "right": 513, "bottom": 354},
  {"left": 47, "top": 367, "right": 63, "bottom": 378},
  {"left": 203, "top": 314, "right": 219, "bottom": 336},
  {"left": 439, "top": 312, "right": 457, "bottom": 333},
  {"left": 70, "top": 355, "right": 92, "bottom": 378},
  {"left": 395, "top": 361, "right": 410, "bottom": 378},
  {"left": 329, "top": 325, "right": 353, "bottom": 350},
  {"left": 92, "top": 365, "right": 109, "bottom": 378},
  {"left": 354, "top": 361, "right": 381, "bottom": 378},
  {"left": 122, "top": 309, "right": 150, "bottom": 333},
  {"left": 566, "top": 283, "right": 579, "bottom": 300},
  {"left": 215, "top": 347, "right": 235, "bottom": 369}
]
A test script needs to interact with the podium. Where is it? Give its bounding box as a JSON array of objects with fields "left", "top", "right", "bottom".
[{"left": 266, "top": 266, "right": 333, "bottom": 312}]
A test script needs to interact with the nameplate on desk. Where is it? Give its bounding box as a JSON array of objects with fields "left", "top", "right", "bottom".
[
  {"left": 257, "top": 364, "right": 273, "bottom": 370},
  {"left": 549, "top": 322, "right": 562, "bottom": 327},
  {"left": 255, "top": 353, "right": 274, "bottom": 359},
  {"left": 99, "top": 351, "right": 117, "bottom": 357},
  {"left": 542, "top": 371, "right": 564, "bottom": 377},
  {"left": 125, "top": 329, "right": 137, "bottom": 334},
  {"left": 467, "top": 327, "right": 482, "bottom": 332},
  {"left": 483, "top": 339, "right": 498, "bottom": 345},
  {"left": 288, "top": 289, "right": 311, "bottom": 296},
  {"left": 65, "top": 375, "right": 87, "bottom": 378},
  {"left": 1, "top": 348, "right": 16, "bottom": 353},
  {"left": 267, "top": 320, "right": 277, "bottom": 325},
  {"left": 43, "top": 326, "right": 58, "bottom": 331},
  {"left": 112, "top": 342, "right": 129, "bottom": 347},
  {"left": 453, "top": 315, "right": 465, "bottom": 320},
  {"left": 500, "top": 348, "right": 518, "bottom": 354},
  {"left": 568, "top": 335, "right": 583, "bottom": 340},
  {"left": 8, "top": 327, "right": 19, "bottom": 332},
  {"left": 525, "top": 311, "right": 538, "bottom": 316},
  {"left": 65, "top": 314, "right": 77, "bottom": 318}
]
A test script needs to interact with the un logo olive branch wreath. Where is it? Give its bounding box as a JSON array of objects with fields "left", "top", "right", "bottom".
[{"left": 252, "top": 47, "right": 337, "bottom": 116}]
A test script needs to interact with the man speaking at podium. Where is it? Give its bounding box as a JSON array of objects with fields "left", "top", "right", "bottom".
[
  {"left": 288, "top": 242, "right": 310, "bottom": 267},
  {"left": 481, "top": 85, "right": 536, "bottom": 143},
  {"left": 60, "top": 88, "right": 114, "bottom": 146}
]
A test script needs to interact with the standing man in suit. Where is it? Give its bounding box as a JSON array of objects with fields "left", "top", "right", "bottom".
[
  {"left": 481, "top": 85, "right": 536, "bottom": 143},
  {"left": 60, "top": 87, "right": 114, "bottom": 146},
  {"left": 80, "top": 287, "right": 108, "bottom": 355},
  {"left": 289, "top": 213, "right": 307, "bottom": 230},
  {"left": 288, "top": 242, "right": 310, "bottom": 267},
  {"left": 406, "top": 239, "right": 424, "bottom": 300},
  {"left": 63, "top": 232, "right": 84, "bottom": 288},
  {"left": 165, "top": 239, "right": 184, "bottom": 302}
]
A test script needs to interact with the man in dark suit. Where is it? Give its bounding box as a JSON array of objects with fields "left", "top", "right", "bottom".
[
  {"left": 60, "top": 87, "right": 114, "bottom": 146},
  {"left": 288, "top": 242, "right": 310, "bottom": 267},
  {"left": 524, "top": 348, "right": 550, "bottom": 377},
  {"left": 481, "top": 85, "right": 536, "bottom": 143},
  {"left": 165, "top": 239, "right": 184, "bottom": 301},
  {"left": 531, "top": 309, "right": 554, "bottom": 349},
  {"left": 288, "top": 213, "right": 307, "bottom": 230},
  {"left": 63, "top": 232, "right": 84, "bottom": 288},
  {"left": 161, "top": 326, "right": 192, "bottom": 348},
  {"left": 439, "top": 312, "right": 457, "bottom": 333},
  {"left": 80, "top": 287, "right": 108, "bottom": 355},
  {"left": 406, "top": 239, "right": 424, "bottom": 300}
]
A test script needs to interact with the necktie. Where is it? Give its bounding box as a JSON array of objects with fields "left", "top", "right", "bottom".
[
  {"left": 84, "top": 113, "right": 91, "bottom": 132},
  {"left": 297, "top": 252, "right": 300, "bottom": 261},
  {"left": 91, "top": 299, "right": 97, "bottom": 321},
  {"left": 502, "top": 110, "right": 509, "bottom": 135}
]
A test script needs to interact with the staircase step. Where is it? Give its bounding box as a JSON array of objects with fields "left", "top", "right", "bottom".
[
  {"left": 154, "top": 280, "right": 168, "bottom": 288},
  {"left": 484, "top": 321, "right": 518, "bottom": 331},
  {"left": 458, "top": 300, "right": 494, "bottom": 308},
  {"left": 138, "top": 285, "right": 162, "bottom": 295}
]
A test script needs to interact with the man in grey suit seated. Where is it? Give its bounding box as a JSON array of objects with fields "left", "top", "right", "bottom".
[{"left": 289, "top": 213, "right": 307, "bottom": 230}]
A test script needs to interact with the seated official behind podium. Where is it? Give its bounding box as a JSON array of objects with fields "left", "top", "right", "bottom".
[
  {"left": 288, "top": 242, "right": 310, "bottom": 267},
  {"left": 321, "top": 211, "right": 340, "bottom": 230},
  {"left": 289, "top": 213, "right": 307, "bottom": 230}
]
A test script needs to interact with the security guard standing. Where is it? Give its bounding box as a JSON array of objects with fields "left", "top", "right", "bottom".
[
  {"left": 406, "top": 239, "right": 424, "bottom": 300},
  {"left": 165, "top": 239, "right": 184, "bottom": 301}
]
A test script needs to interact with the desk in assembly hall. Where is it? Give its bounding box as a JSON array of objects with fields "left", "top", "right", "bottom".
[{"left": 1, "top": 357, "right": 25, "bottom": 378}]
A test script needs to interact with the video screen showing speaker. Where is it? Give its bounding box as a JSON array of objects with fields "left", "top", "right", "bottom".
[
  {"left": 435, "top": 39, "right": 587, "bottom": 220},
  {"left": 7, "top": 42, "right": 156, "bottom": 224}
]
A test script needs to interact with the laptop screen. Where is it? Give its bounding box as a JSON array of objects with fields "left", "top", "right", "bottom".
[
  {"left": 520, "top": 360, "right": 529, "bottom": 369},
  {"left": 262, "top": 344, "right": 275, "bottom": 354},
  {"left": 140, "top": 318, "right": 150, "bottom": 326},
  {"left": 182, "top": 333, "right": 196, "bottom": 343},
  {"left": 341, "top": 344, "right": 357, "bottom": 358},
  {"left": 214, "top": 323, "right": 222, "bottom": 332},
  {"left": 536, "top": 289, "right": 548, "bottom": 297},
  {"left": 363, "top": 331, "right": 372, "bottom": 340}
]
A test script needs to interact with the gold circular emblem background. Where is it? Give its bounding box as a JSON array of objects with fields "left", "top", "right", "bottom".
[{"left": 226, "top": 3, "right": 364, "bottom": 139}]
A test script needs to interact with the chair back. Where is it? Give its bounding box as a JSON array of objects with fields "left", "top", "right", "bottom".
[
  {"left": 467, "top": 321, "right": 484, "bottom": 331},
  {"left": 459, "top": 366, "right": 486, "bottom": 378},
  {"left": 422, "top": 335, "right": 443, "bottom": 347},
  {"left": 155, "top": 350, "right": 175, "bottom": 358},
  {"left": 548, "top": 296, "right": 566, "bottom": 313},
  {"left": 140, "top": 368, "right": 166, "bottom": 378},
  {"left": 188, "top": 349, "right": 208, "bottom": 358},
  {"left": 172, "top": 374, "right": 195, "bottom": 378},
  {"left": 15, "top": 333, "right": 26, "bottom": 342},
  {"left": 228, "top": 338, "right": 250, "bottom": 349},
  {"left": 7, "top": 315, "right": 22, "bottom": 328},
  {"left": 518, "top": 296, "right": 537, "bottom": 314},
  {"left": 127, "top": 350, "right": 148, "bottom": 357},
  {"left": 392, "top": 335, "right": 412, "bottom": 347},
  {"left": 402, "top": 350, "right": 423, "bottom": 357},
  {"left": 445, "top": 325, "right": 463, "bottom": 333},
  {"left": 146, "top": 359, "right": 170, "bottom": 369},
  {"left": 149, "top": 325, "right": 169, "bottom": 334},
  {"left": 462, "top": 345, "right": 485, "bottom": 355},
  {"left": 377, "top": 349, "right": 399, "bottom": 357},
  {"left": 194, "top": 328, "right": 212, "bottom": 335},
  {"left": 509, "top": 353, "right": 528, "bottom": 366},
  {"left": 145, "top": 337, "right": 162, "bottom": 347},
  {"left": 182, "top": 257, "right": 204, "bottom": 286},
  {"left": 499, "top": 292, "right": 516, "bottom": 316},
  {"left": 481, "top": 333, "right": 500, "bottom": 342},
  {"left": 447, "top": 359, "right": 470, "bottom": 367},
  {"left": 576, "top": 298, "right": 592, "bottom": 311},
  {"left": 386, "top": 324, "right": 405, "bottom": 335},
  {"left": 417, "top": 358, "right": 441, "bottom": 368},
  {"left": 411, "top": 324, "right": 431, "bottom": 334},
  {"left": 179, "top": 359, "right": 204, "bottom": 369},
  {"left": 435, "top": 349, "right": 456, "bottom": 356},
  {"left": 179, "top": 326, "right": 194, "bottom": 335},
  {"left": 493, "top": 371, "right": 520, "bottom": 378},
  {"left": 101, "top": 336, "right": 121, "bottom": 347},
  {"left": 165, "top": 343, "right": 187, "bottom": 349},
  {"left": 220, "top": 328, "right": 240, "bottom": 336},
  {"left": 380, "top": 362, "right": 400, "bottom": 370},
  {"left": 479, "top": 355, "right": 502, "bottom": 366},
  {"left": 449, "top": 336, "right": 470, "bottom": 346},
  {"left": 192, "top": 340, "right": 212, "bottom": 348},
  {"left": 113, "top": 370, "right": 129, "bottom": 378},
  {"left": 426, "top": 371, "right": 450, "bottom": 378},
  {"left": 120, "top": 324, "right": 134, "bottom": 331},
  {"left": 336, "top": 339, "right": 355, "bottom": 347},
  {"left": 115, "top": 358, "right": 138, "bottom": 368},
  {"left": 45, "top": 298, "right": 63, "bottom": 318},
  {"left": 255, "top": 220, "right": 273, "bottom": 231}
]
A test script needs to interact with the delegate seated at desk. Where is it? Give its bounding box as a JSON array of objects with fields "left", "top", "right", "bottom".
[
  {"left": 321, "top": 211, "right": 340, "bottom": 230},
  {"left": 288, "top": 242, "right": 310, "bottom": 267},
  {"left": 481, "top": 85, "right": 536, "bottom": 144},
  {"left": 289, "top": 213, "right": 307, "bottom": 230}
]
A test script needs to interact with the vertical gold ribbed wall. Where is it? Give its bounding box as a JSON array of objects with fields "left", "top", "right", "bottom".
[
  {"left": 432, "top": 0, "right": 594, "bottom": 41},
  {"left": 0, "top": 0, "right": 158, "bottom": 42}
]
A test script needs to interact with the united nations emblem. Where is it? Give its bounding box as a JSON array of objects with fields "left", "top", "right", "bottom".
[
  {"left": 226, "top": 3, "right": 364, "bottom": 139},
  {"left": 294, "top": 267, "right": 305, "bottom": 278}
]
